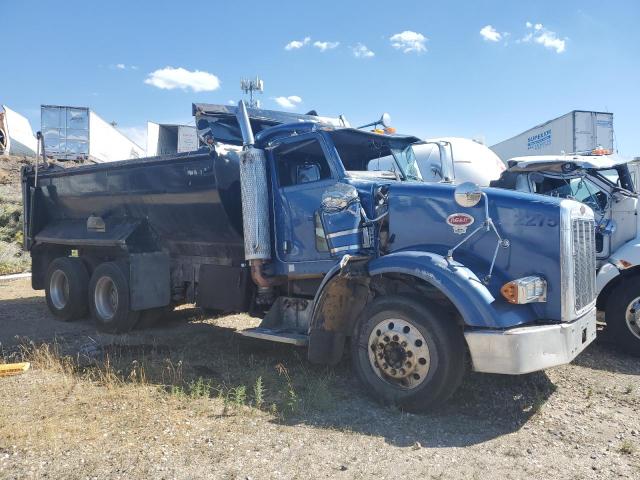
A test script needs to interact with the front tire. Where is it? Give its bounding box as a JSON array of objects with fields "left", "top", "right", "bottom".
[
  {"left": 351, "top": 296, "right": 466, "bottom": 413},
  {"left": 89, "top": 262, "right": 139, "bottom": 333},
  {"left": 605, "top": 281, "right": 640, "bottom": 355},
  {"left": 45, "top": 257, "right": 89, "bottom": 321}
]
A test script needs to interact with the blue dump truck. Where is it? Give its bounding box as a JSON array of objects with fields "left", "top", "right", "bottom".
[{"left": 21, "top": 102, "right": 597, "bottom": 411}]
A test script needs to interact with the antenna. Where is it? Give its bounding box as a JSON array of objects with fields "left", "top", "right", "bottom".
[{"left": 240, "top": 76, "right": 264, "bottom": 109}]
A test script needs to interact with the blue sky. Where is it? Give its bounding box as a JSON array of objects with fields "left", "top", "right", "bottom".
[{"left": 2, "top": 0, "right": 639, "bottom": 155}]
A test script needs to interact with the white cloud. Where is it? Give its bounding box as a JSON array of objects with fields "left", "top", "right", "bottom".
[
  {"left": 521, "top": 22, "right": 566, "bottom": 53},
  {"left": 118, "top": 126, "right": 146, "bottom": 149},
  {"left": 116, "top": 63, "right": 126, "bottom": 70},
  {"left": 534, "top": 30, "right": 566, "bottom": 53},
  {"left": 352, "top": 43, "right": 375, "bottom": 58},
  {"left": 480, "top": 25, "right": 502, "bottom": 42},
  {"left": 390, "top": 30, "right": 427, "bottom": 54},
  {"left": 144, "top": 66, "right": 221, "bottom": 92},
  {"left": 284, "top": 37, "right": 311, "bottom": 50},
  {"left": 228, "top": 100, "right": 236, "bottom": 105},
  {"left": 274, "top": 96, "right": 302, "bottom": 109},
  {"left": 313, "top": 41, "right": 340, "bottom": 52}
]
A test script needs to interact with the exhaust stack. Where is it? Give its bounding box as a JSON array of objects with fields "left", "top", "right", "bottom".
[{"left": 235, "top": 101, "right": 275, "bottom": 299}]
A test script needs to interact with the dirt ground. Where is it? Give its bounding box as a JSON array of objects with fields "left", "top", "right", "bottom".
[{"left": 1, "top": 277, "right": 639, "bottom": 480}]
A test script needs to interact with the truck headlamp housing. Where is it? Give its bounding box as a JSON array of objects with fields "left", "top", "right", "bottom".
[{"left": 501, "top": 276, "right": 547, "bottom": 304}]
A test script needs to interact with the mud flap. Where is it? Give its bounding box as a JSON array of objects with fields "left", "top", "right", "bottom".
[{"left": 129, "top": 252, "right": 170, "bottom": 311}]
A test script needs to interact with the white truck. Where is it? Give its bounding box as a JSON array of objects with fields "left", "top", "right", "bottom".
[
  {"left": 415, "top": 137, "right": 505, "bottom": 186},
  {"left": 490, "top": 110, "right": 614, "bottom": 161},
  {"left": 146, "top": 122, "right": 198, "bottom": 157},
  {"left": 41, "top": 105, "right": 145, "bottom": 163},
  {"left": 490, "top": 151, "right": 640, "bottom": 353}
]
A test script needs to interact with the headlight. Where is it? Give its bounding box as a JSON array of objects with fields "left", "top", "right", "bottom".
[{"left": 501, "top": 276, "right": 547, "bottom": 304}]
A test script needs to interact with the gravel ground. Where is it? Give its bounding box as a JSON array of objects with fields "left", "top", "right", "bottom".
[{"left": 1, "top": 277, "right": 639, "bottom": 479}]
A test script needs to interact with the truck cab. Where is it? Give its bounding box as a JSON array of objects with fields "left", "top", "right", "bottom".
[
  {"left": 491, "top": 152, "right": 640, "bottom": 353},
  {"left": 21, "top": 103, "right": 599, "bottom": 412}
]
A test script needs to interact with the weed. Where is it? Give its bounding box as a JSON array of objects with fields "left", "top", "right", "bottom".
[
  {"left": 170, "top": 385, "right": 186, "bottom": 398},
  {"left": 188, "top": 377, "right": 212, "bottom": 398},
  {"left": 229, "top": 385, "right": 247, "bottom": 407},
  {"left": 276, "top": 363, "right": 299, "bottom": 414},
  {"left": 619, "top": 440, "right": 635, "bottom": 455},
  {"left": 624, "top": 384, "right": 634, "bottom": 394},
  {"left": 253, "top": 376, "right": 265, "bottom": 409}
]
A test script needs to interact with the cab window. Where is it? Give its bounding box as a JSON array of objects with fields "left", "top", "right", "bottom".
[{"left": 272, "top": 138, "right": 332, "bottom": 188}]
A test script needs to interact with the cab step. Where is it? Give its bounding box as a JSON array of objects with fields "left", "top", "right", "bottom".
[{"left": 238, "top": 327, "right": 309, "bottom": 346}]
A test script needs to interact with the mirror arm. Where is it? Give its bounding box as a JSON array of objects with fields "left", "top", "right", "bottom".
[{"left": 447, "top": 192, "right": 510, "bottom": 283}]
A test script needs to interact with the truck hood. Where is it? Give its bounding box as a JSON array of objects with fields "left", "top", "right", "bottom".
[{"left": 383, "top": 181, "right": 566, "bottom": 321}]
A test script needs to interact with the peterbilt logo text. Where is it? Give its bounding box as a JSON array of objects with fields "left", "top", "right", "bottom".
[{"left": 446, "top": 213, "right": 475, "bottom": 234}]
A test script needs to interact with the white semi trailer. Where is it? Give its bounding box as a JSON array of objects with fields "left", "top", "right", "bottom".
[
  {"left": 41, "top": 105, "right": 145, "bottom": 163},
  {"left": 490, "top": 110, "right": 614, "bottom": 161},
  {"left": 146, "top": 122, "right": 198, "bottom": 156},
  {"left": 0, "top": 105, "right": 37, "bottom": 156}
]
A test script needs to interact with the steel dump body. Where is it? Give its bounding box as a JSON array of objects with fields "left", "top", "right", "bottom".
[{"left": 23, "top": 151, "right": 244, "bottom": 262}]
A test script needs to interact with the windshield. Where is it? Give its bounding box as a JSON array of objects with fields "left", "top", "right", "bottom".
[
  {"left": 329, "top": 129, "right": 423, "bottom": 182},
  {"left": 535, "top": 175, "right": 610, "bottom": 215},
  {"left": 591, "top": 164, "right": 636, "bottom": 193},
  {"left": 390, "top": 144, "right": 423, "bottom": 181}
]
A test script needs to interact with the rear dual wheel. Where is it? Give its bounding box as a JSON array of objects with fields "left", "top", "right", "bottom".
[
  {"left": 351, "top": 296, "right": 466, "bottom": 413},
  {"left": 45, "top": 257, "right": 89, "bottom": 321},
  {"left": 89, "top": 262, "right": 139, "bottom": 334}
]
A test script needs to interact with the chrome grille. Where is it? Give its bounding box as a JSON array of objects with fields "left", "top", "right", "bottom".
[{"left": 572, "top": 218, "right": 596, "bottom": 312}]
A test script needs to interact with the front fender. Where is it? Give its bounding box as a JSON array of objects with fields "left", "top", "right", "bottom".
[{"left": 367, "top": 250, "right": 538, "bottom": 328}]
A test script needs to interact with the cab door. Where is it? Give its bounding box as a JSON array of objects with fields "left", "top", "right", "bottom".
[{"left": 269, "top": 133, "right": 338, "bottom": 267}]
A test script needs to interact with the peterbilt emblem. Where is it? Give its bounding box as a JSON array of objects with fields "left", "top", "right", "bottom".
[{"left": 447, "top": 213, "right": 475, "bottom": 234}]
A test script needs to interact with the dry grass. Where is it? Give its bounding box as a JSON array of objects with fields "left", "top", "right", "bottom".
[{"left": 2, "top": 339, "right": 337, "bottom": 421}]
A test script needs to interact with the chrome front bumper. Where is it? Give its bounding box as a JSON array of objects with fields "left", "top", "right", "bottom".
[{"left": 464, "top": 307, "right": 597, "bottom": 375}]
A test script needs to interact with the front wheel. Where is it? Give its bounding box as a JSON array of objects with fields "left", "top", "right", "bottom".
[
  {"left": 351, "top": 296, "right": 466, "bottom": 413},
  {"left": 605, "top": 281, "right": 640, "bottom": 355}
]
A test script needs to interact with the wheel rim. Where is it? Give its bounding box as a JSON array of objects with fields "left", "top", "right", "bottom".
[
  {"left": 49, "top": 269, "right": 69, "bottom": 310},
  {"left": 94, "top": 276, "right": 118, "bottom": 321},
  {"left": 367, "top": 318, "right": 431, "bottom": 389},
  {"left": 624, "top": 297, "right": 640, "bottom": 340}
]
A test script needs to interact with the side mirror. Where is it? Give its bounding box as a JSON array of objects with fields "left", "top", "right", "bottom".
[
  {"left": 380, "top": 112, "right": 391, "bottom": 128},
  {"left": 600, "top": 219, "right": 617, "bottom": 236},
  {"left": 454, "top": 182, "right": 482, "bottom": 208}
]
